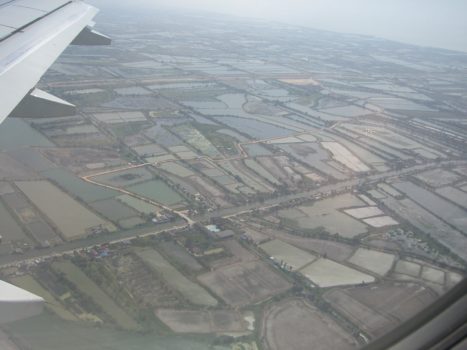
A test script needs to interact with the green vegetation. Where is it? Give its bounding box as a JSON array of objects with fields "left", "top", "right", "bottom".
[
  {"left": 110, "top": 122, "right": 150, "bottom": 139},
  {"left": 171, "top": 123, "right": 222, "bottom": 158},
  {"left": 126, "top": 180, "right": 185, "bottom": 207},
  {"left": 52, "top": 260, "right": 140, "bottom": 330},
  {"left": 194, "top": 123, "right": 239, "bottom": 156},
  {"left": 10, "top": 275, "right": 77, "bottom": 321},
  {"left": 134, "top": 247, "right": 218, "bottom": 306},
  {"left": 5, "top": 313, "right": 229, "bottom": 350}
]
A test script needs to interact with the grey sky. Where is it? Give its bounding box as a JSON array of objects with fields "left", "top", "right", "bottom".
[{"left": 93, "top": 0, "right": 467, "bottom": 52}]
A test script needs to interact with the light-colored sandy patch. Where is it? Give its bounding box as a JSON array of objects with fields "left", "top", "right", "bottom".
[
  {"left": 296, "top": 133, "right": 317, "bottom": 142},
  {"left": 300, "top": 258, "right": 375, "bottom": 287},
  {"left": 344, "top": 206, "right": 384, "bottom": 219},
  {"left": 279, "top": 78, "right": 320, "bottom": 86},
  {"left": 260, "top": 239, "right": 316, "bottom": 270},
  {"left": 348, "top": 248, "right": 395, "bottom": 276},
  {"left": 421, "top": 266, "right": 445, "bottom": 285},
  {"left": 394, "top": 260, "right": 421, "bottom": 277},
  {"left": 266, "top": 137, "right": 304, "bottom": 144},
  {"left": 359, "top": 194, "right": 376, "bottom": 206},
  {"left": 363, "top": 216, "right": 399, "bottom": 227},
  {"left": 321, "top": 142, "right": 370, "bottom": 172}
]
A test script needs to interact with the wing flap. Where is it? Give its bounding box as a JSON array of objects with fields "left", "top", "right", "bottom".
[
  {"left": 14, "top": 0, "right": 71, "bottom": 12},
  {"left": 0, "top": 5, "right": 45, "bottom": 28}
]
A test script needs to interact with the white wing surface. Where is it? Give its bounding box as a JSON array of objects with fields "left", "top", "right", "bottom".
[{"left": 0, "top": 0, "right": 109, "bottom": 123}]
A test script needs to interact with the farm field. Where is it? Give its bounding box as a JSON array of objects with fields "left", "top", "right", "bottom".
[
  {"left": 16, "top": 181, "right": 116, "bottom": 240},
  {"left": 347, "top": 248, "right": 396, "bottom": 276},
  {"left": 363, "top": 216, "right": 399, "bottom": 228},
  {"left": 5, "top": 313, "right": 227, "bottom": 350},
  {"left": 116, "top": 194, "right": 159, "bottom": 215},
  {"left": 89, "top": 198, "right": 140, "bottom": 223},
  {"left": 394, "top": 260, "right": 422, "bottom": 277},
  {"left": 325, "top": 283, "right": 437, "bottom": 339},
  {"left": 343, "top": 207, "right": 384, "bottom": 219},
  {"left": 158, "top": 162, "right": 195, "bottom": 178},
  {"left": 261, "top": 299, "right": 357, "bottom": 350},
  {"left": 0, "top": 201, "right": 31, "bottom": 246},
  {"left": 321, "top": 142, "right": 370, "bottom": 172},
  {"left": 300, "top": 258, "right": 375, "bottom": 287},
  {"left": 92, "top": 167, "right": 154, "bottom": 187},
  {"left": 107, "top": 252, "right": 182, "bottom": 308},
  {"left": 0, "top": 119, "right": 53, "bottom": 151},
  {"left": 377, "top": 183, "right": 402, "bottom": 197},
  {"left": 278, "top": 143, "right": 349, "bottom": 180},
  {"left": 132, "top": 143, "right": 167, "bottom": 157},
  {"left": 93, "top": 111, "right": 147, "bottom": 124},
  {"left": 135, "top": 247, "right": 218, "bottom": 306},
  {"left": 2, "top": 8, "right": 467, "bottom": 350},
  {"left": 198, "top": 261, "right": 291, "bottom": 307},
  {"left": 393, "top": 181, "right": 467, "bottom": 233},
  {"left": 41, "top": 168, "right": 119, "bottom": 203},
  {"left": 171, "top": 124, "right": 221, "bottom": 158},
  {"left": 414, "top": 169, "right": 461, "bottom": 187},
  {"left": 279, "top": 194, "right": 369, "bottom": 238},
  {"left": 421, "top": 266, "right": 446, "bottom": 285},
  {"left": 380, "top": 196, "right": 467, "bottom": 261},
  {"left": 51, "top": 261, "right": 139, "bottom": 330},
  {"left": 10, "top": 275, "right": 76, "bottom": 321},
  {"left": 244, "top": 159, "right": 281, "bottom": 185},
  {"left": 263, "top": 232, "right": 355, "bottom": 262},
  {"left": 127, "top": 180, "right": 185, "bottom": 207},
  {"left": 158, "top": 241, "right": 204, "bottom": 272},
  {"left": 155, "top": 309, "right": 253, "bottom": 334},
  {"left": 219, "top": 160, "right": 273, "bottom": 193},
  {"left": 259, "top": 239, "right": 316, "bottom": 270},
  {"left": 435, "top": 186, "right": 467, "bottom": 210},
  {"left": 0, "top": 153, "right": 35, "bottom": 180}
]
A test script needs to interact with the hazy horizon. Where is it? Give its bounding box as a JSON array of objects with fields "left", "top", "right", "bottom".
[{"left": 90, "top": 0, "right": 467, "bottom": 53}]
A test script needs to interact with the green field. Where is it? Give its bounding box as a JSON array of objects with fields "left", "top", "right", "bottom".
[
  {"left": 172, "top": 124, "right": 221, "bottom": 158},
  {"left": 135, "top": 248, "right": 218, "bottom": 306},
  {"left": 10, "top": 275, "right": 76, "bottom": 321},
  {"left": 0, "top": 119, "right": 54, "bottom": 150},
  {"left": 41, "top": 168, "right": 119, "bottom": 203},
  {"left": 117, "top": 194, "right": 159, "bottom": 215},
  {"left": 6, "top": 313, "right": 229, "bottom": 350},
  {"left": 52, "top": 261, "right": 139, "bottom": 330},
  {"left": 16, "top": 181, "right": 116, "bottom": 240},
  {"left": 126, "top": 180, "right": 185, "bottom": 207}
]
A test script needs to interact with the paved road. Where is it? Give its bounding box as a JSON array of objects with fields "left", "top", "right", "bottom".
[{"left": 1, "top": 159, "right": 465, "bottom": 268}]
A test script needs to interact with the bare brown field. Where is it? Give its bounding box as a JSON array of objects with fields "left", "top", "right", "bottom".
[
  {"left": 261, "top": 299, "right": 357, "bottom": 350},
  {"left": 198, "top": 261, "right": 291, "bottom": 307},
  {"left": 324, "top": 283, "right": 437, "bottom": 339},
  {"left": 206, "top": 239, "right": 257, "bottom": 269},
  {"left": 108, "top": 253, "right": 182, "bottom": 307}
]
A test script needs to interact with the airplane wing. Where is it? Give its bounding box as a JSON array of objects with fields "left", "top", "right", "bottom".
[
  {"left": 0, "top": 280, "right": 44, "bottom": 324},
  {"left": 0, "top": 0, "right": 109, "bottom": 324},
  {"left": 0, "top": 0, "right": 110, "bottom": 124}
]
